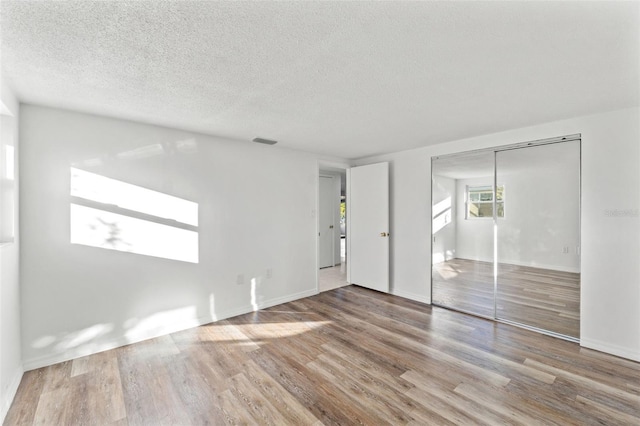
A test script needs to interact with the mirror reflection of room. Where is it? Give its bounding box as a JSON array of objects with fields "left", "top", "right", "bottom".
[
  {"left": 432, "top": 150, "right": 496, "bottom": 318},
  {"left": 432, "top": 137, "right": 581, "bottom": 340}
]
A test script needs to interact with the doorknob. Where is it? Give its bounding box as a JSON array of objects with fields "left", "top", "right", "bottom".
[{"left": 380, "top": 232, "right": 389, "bottom": 237}]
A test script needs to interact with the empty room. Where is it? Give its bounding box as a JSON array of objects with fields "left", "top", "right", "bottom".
[{"left": 1, "top": 1, "right": 639, "bottom": 425}]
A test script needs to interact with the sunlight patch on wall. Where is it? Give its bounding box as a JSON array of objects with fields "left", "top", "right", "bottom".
[
  {"left": 71, "top": 167, "right": 198, "bottom": 226},
  {"left": 70, "top": 167, "right": 199, "bottom": 263},
  {"left": 251, "top": 277, "right": 262, "bottom": 311},
  {"left": 55, "top": 323, "right": 115, "bottom": 351},
  {"left": 5, "top": 145, "right": 14, "bottom": 180},
  {"left": 71, "top": 204, "right": 198, "bottom": 263},
  {"left": 432, "top": 196, "right": 452, "bottom": 234},
  {"left": 30, "top": 323, "right": 115, "bottom": 352},
  {"left": 124, "top": 306, "right": 198, "bottom": 342}
]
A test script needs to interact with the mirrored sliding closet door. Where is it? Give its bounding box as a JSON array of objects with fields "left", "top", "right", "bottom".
[
  {"left": 431, "top": 136, "right": 581, "bottom": 341},
  {"left": 495, "top": 141, "right": 581, "bottom": 339},
  {"left": 431, "top": 150, "right": 496, "bottom": 318}
]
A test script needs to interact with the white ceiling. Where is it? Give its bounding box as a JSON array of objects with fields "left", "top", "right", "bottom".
[{"left": 1, "top": 1, "right": 638, "bottom": 160}]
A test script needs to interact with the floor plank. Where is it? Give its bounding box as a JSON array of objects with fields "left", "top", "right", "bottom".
[
  {"left": 433, "top": 258, "right": 580, "bottom": 338},
  {"left": 5, "top": 285, "right": 639, "bottom": 425}
]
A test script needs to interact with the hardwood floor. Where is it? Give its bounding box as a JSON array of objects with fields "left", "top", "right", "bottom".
[
  {"left": 433, "top": 258, "right": 580, "bottom": 338},
  {"left": 5, "top": 285, "right": 638, "bottom": 425}
]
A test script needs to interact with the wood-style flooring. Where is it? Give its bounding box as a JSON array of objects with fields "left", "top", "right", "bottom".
[
  {"left": 433, "top": 258, "right": 580, "bottom": 338},
  {"left": 5, "top": 285, "right": 638, "bottom": 425}
]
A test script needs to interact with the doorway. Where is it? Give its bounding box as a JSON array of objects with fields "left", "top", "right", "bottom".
[
  {"left": 431, "top": 135, "right": 581, "bottom": 340},
  {"left": 318, "top": 168, "right": 348, "bottom": 292}
]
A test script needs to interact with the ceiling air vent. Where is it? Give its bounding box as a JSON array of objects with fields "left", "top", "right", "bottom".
[{"left": 252, "top": 137, "right": 278, "bottom": 145}]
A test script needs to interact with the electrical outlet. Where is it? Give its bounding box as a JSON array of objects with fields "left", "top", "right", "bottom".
[
  {"left": 236, "top": 274, "right": 244, "bottom": 285},
  {"left": 562, "top": 246, "right": 569, "bottom": 254},
  {"left": 266, "top": 268, "right": 273, "bottom": 279}
]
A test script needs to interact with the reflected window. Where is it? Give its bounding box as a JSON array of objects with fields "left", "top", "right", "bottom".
[
  {"left": 70, "top": 167, "right": 198, "bottom": 263},
  {"left": 466, "top": 185, "right": 504, "bottom": 219}
]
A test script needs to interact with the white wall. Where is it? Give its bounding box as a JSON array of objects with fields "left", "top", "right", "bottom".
[
  {"left": 19, "top": 105, "right": 340, "bottom": 369},
  {"left": 356, "top": 107, "right": 640, "bottom": 361},
  {"left": 0, "top": 81, "right": 22, "bottom": 423},
  {"left": 497, "top": 147, "right": 580, "bottom": 272}
]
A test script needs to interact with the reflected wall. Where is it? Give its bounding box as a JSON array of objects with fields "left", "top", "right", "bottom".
[
  {"left": 496, "top": 141, "right": 581, "bottom": 338},
  {"left": 431, "top": 137, "right": 581, "bottom": 339},
  {"left": 432, "top": 150, "right": 495, "bottom": 318}
]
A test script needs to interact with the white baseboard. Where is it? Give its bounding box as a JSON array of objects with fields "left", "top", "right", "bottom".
[
  {"left": 256, "top": 289, "right": 318, "bottom": 311},
  {"left": 455, "top": 257, "right": 580, "bottom": 274},
  {"left": 391, "top": 288, "right": 431, "bottom": 304},
  {"left": 580, "top": 338, "right": 640, "bottom": 362},
  {"left": 22, "top": 288, "right": 318, "bottom": 371},
  {"left": 1, "top": 366, "right": 24, "bottom": 424}
]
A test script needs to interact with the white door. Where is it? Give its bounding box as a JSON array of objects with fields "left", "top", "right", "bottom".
[
  {"left": 319, "top": 176, "right": 334, "bottom": 268},
  {"left": 348, "top": 162, "right": 389, "bottom": 292}
]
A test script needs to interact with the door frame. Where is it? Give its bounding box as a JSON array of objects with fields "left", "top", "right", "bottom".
[{"left": 316, "top": 161, "right": 351, "bottom": 294}]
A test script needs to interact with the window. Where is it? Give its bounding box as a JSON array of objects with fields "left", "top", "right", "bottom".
[
  {"left": 466, "top": 185, "right": 504, "bottom": 219},
  {"left": 0, "top": 110, "right": 16, "bottom": 244}
]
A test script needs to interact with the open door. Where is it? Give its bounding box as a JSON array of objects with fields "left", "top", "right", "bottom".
[
  {"left": 318, "top": 175, "right": 335, "bottom": 268},
  {"left": 348, "top": 162, "right": 389, "bottom": 293}
]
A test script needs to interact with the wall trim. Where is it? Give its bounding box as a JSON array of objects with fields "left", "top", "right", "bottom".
[
  {"left": 454, "top": 256, "right": 580, "bottom": 274},
  {"left": 391, "top": 288, "right": 431, "bottom": 305},
  {"left": 580, "top": 338, "right": 640, "bottom": 363},
  {"left": 22, "top": 288, "right": 317, "bottom": 371},
  {"left": 1, "top": 366, "right": 23, "bottom": 424}
]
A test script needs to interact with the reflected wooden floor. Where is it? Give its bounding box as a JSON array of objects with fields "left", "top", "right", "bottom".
[
  {"left": 6, "top": 286, "right": 638, "bottom": 425},
  {"left": 433, "top": 258, "right": 580, "bottom": 338}
]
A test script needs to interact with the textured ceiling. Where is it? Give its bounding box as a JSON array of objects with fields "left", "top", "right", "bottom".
[{"left": 1, "top": 1, "right": 638, "bottom": 159}]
